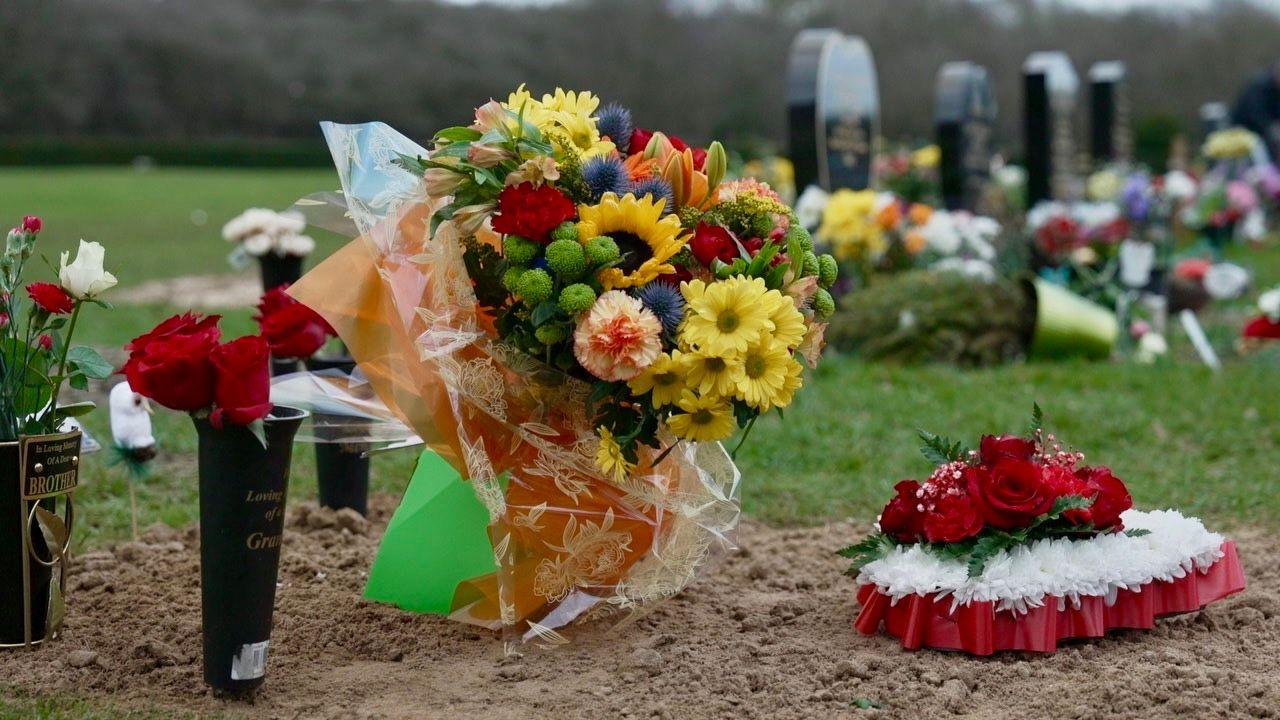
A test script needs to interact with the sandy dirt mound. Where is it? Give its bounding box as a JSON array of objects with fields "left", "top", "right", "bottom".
[
  {"left": 112, "top": 274, "right": 260, "bottom": 308},
  {"left": 1, "top": 495, "right": 1275, "bottom": 720}
]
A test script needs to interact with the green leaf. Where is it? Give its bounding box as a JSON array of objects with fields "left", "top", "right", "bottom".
[
  {"left": 851, "top": 699, "right": 884, "bottom": 710},
  {"left": 836, "top": 533, "right": 896, "bottom": 575},
  {"left": 68, "top": 373, "right": 88, "bottom": 391},
  {"left": 965, "top": 532, "right": 1017, "bottom": 577},
  {"left": 392, "top": 152, "right": 428, "bottom": 175},
  {"left": 434, "top": 126, "right": 483, "bottom": 144},
  {"left": 1124, "top": 528, "right": 1152, "bottom": 538},
  {"left": 530, "top": 302, "right": 560, "bottom": 328},
  {"left": 1028, "top": 402, "right": 1044, "bottom": 436},
  {"left": 916, "top": 429, "right": 968, "bottom": 466},
  {"left": 66, "top": 346, "right": 113, "bottom": 379},
  {"left": 56, "top": 401, "right": 96, "bottom": 418}
]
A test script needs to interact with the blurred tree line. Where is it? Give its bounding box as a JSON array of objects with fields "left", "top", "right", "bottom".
[{"left": 1, "top": 0, "right": 1276, "bottom": 164}]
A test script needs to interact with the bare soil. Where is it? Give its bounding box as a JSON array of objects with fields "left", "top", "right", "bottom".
[{"left": 1, "top": 495, "right": 1275, "bottom": 720}]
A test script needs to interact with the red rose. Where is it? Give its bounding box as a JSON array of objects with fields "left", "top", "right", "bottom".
[
  {"left": 122, "top": 313, "right": 222, "bottom": 412},
  {"left": 628, "top": 129, "right": 707, "bottom": 169},
  {"left": 1243, "top": 315, "right": 1280, "bottom": 340},
  {"left": 490, "top": 182, "right": 576, "bottom": 243},
  {"left": 1074, "top": 466, "right": 1133, "bottom": 530},
  {"left": 209, "top": 336, "right": 273, "bottom": 428},
  {"left": 25, "top": 282, "right": 73, "bottom": 315},
  {"left": 37, "top": 334, "right": 52, "bottom": 351},
  {"left": 923, "top": 493, "right": 984, "bottom": 543},
  {"left": 21, "top": 215, "right": 41, "bottom": 233},
  {"left": 966, "top": 460, "right": 1055, "bottom": 530},
  {"left": 878, "top": 480, "right": 924, "bottom": 542},
  {"left": 979, "top": 434, "right": 1036, "bottom": 465},
  {"left": 255, "top": 285, "right": 334, "bottom": 359},
  {"left": 689, "top": 223, "right": 738, "bottom": 266}
]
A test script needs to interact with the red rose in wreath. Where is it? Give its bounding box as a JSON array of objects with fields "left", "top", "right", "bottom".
[{"left": 967, "top": 460, "right": 1055, "bottom": 530}]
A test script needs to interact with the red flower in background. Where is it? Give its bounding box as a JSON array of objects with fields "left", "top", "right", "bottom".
[
  {"left": 979, "top": 434, "right": 1036, "bottom": 465},
  {"left": 255, "top": 285, "right": 335, "bottom": 359},
  {"left": 628, "top": 129, "right": 707, "bottom": 169},
  {"left": 1243, "top": 315, "right": 1280, "bottom": 339},
  {"left": 37, "top": 334, "right": 53, "bottom": 351},
  {"left": 923, "top": 493, "right": 984, "bottom": 543},
  {"left": 1073, "top": 466, "right": 1132, "bottom": 530},
  {"left": 25, "top": 282, "right": 74, "bottom": 315},
  {"left": 122, "top": 313, "right": 222, "bottom": 412},
  {"left": 689, "top": 223, "right": 737, "bottom": 266},
  {"left": 209, "top": 336, "right": 273, "bottom": 428},
  {"left": 1035, "top": 216, "right": 1080, "bottom": 257},
  {"left": 966, "top": 460, "right": 1055, "bottom": 530},
  {"left": 490, "top": 182, "right": 576, "bottom": 243},
  {"left": 21, "top": 215, "right": 41, "bottom": 233},
  {"left": 878, "top": 480, "right": 925, "bottom": 542}
]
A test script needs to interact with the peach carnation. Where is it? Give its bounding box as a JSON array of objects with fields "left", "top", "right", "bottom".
[{"left": 573, "top": 290, "right": 663, "bottom": 381}]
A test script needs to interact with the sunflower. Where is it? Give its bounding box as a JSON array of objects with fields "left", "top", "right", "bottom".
[
  {"left": 680, "top": 276, "right": 775, "bottom": 356},
  {"left": 666, "top": 391, "right": 737, "bottom": 442},
  {"left": 577, "top": 193, "right": 689, "bottom": 290},
  {"left": 627, "top": 350, "right": 686, "bottom": 406},
  {"left": 731, "top": 336, "right": 794, "bottom": 410},
  {"left": 595, "top": 426, "right": 634, "bottom": 482},
  {"left": 679, "top": 347, "right": 741, "bottom": 397}
]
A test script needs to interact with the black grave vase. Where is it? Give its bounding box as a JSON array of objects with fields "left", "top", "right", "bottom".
[
  {"left": 195, "top": 406, "right": 306, "bottom": 694},
  {"left": 0, "top": 441, "right": 52, "bottom": 646},
  {"left": 305, "top": 357, "right": 370, "bottom": 516},
  {"left": 258, "top": 254, "right": 304, "bottom": 293}
]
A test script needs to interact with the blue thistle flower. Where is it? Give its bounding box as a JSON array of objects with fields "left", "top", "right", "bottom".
[
  {"left": 596, "top": 103, "right": 634, "bottom": 154},
  {"left": 630, "top": 177, "right": 675, "bottom": 214},
  {"left": 582, "top": 156, "right": 631, "bottom": 203},
  {"left": 634, "top": 282, "right": 685, "bottom": 336}
]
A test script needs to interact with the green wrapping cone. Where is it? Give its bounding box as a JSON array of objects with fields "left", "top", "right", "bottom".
[{"left": 1024, "top": 278, "right": 1118, "bottom": 360}]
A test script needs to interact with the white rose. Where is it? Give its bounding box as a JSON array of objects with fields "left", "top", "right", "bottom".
[
  {"left": 1203, "top": 263, "right": 1251, "bottom": 300},
  {"left": 58, "top": 240, "right": 118, "bottom": 299}
]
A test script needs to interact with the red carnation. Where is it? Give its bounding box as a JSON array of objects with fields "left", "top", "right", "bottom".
[
  {"left": 1243, "top": 315, "right": 1280, "bottom": 340},
  {"left": 966, "top": 460, "right": 1055, "bottom": 530},
  {"left": 122, "top": 313, "right": 223, "bottom": 412},
  {"left": 689, "top": 223, "right": 738, "bottom": 266},
  {"left": 878, "top": 480, "right": 925, "bottom": 542},
  {"left": 25, "top": 282, "right": 74, "bottom": 315},
  {"left": 209, "top": 336, "right": 273, "bottom": 428},
  {"left": 1041, "top": 464, "right": 1093, "bottom": 525},
  {"left": 1074, "top": 466, "right": 1133, "bottom": 530},
  {"left": 923, "top": 493, "right": 984, "bottom": 543},
  {"left": 255, "top": 285, "right": 335, "bottom": 359},
  {"left": 490, "top": 182, "right": 576, "bottom": 244},
  {"left": 21, "top": 215, "right": 41, "bottom": 233},
  {"left": 979, "top": 434, "right": 1036, "bottom": 466}
]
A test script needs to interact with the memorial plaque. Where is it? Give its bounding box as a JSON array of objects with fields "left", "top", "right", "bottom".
[
  {"left": 1023, "top": 52, "right": 1079, "bottom": 204},
  {"left": 1089, "top": 61, "right": 1131, "bottom": 164},
  {"left": 787, "top": 29, "right": 880, "bottom": 191},
  {"left": 935, "top": 61, "right": 998, "bottom": 210}
]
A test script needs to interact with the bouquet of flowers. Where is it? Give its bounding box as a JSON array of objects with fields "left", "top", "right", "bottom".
[
  {"left": 843, "top": 406, "right": 1244, "bottom": 654},
  {"left": 287, "top": 86, "right": 837, "bottom": 642},
  {"left": 1185, "top": 127, "right": 1273, "bottom": 248},
  {"left": 875, "top": 144, "right": 941, "bottom": 205},
  {"left": 805, "top": 188, "right": 935, "bottom": 283},
  {"left": 222, "top": 208, "right": 316, "bottom": 263},
  {"left": 0, "top": 217, "right": 117, "bottom": 440}
]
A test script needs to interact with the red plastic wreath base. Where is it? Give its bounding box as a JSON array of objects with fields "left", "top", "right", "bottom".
[{"left": 854, "top": 540, "right": 1246, "bottom": 655}]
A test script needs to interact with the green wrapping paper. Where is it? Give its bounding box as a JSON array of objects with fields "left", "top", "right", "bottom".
[
  {"left": 1025, "top": 278, "right": 1119, "bottom": 360},
  {"left": 364, "top": 451, "right": 498, "bottom": 615}
]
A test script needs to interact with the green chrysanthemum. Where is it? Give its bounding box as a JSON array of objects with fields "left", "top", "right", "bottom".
[
  {"left": 786, "top": 224, "right": 814, "bottom": 252},
  {"left": 516, "top": 268, "right": 554, "bottom": 305},
  {"left": 550, "top": 222, "right": 579, "bottom": 244},
  {"left": 584, "top": 235, "right": 620, "bottom": 267},
  {"left": 503, "top": 235, "right": 540, "bottom": 266},
  {"left": 817, "top": 254, "right": 838, "bottom": 288},
  {"left": 502, "top": 266, "right": 527, "bottom": 292},
  {"left": 558, "top": 283, "right": 596, "bottom": 315},
  {"left": 545, "top": 238, "right": 586, "bottom": 280},
  {"left": 813, "top": 287, "right": 835, "bottom": 318},
  {"left": 802, "top": 251, "right": 820, "bottom": 276},
  {"left": 535, "top": 324, "right": 568, "bottom": 345}
]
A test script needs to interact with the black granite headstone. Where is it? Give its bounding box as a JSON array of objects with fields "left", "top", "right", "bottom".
[
  {"left": 934, "top": 61, "right": 998, "bottom": 211},
  {"left": 1089, "top": 61, "right": 1130, "bottom": 164},
  {"left": 787, "top": 29, "right": 880, "bottom": 191},
  {"left": 1023, "top": 52, "right": 1079, "bottom": 205}
]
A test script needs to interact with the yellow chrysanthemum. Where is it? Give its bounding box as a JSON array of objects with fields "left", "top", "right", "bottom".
[
  {"left": 627, "top": 349, "right": 686, "bottom": 407},
  {"left": 595, "top": 426, "right": 633, "bottom": 482},
  {"left": 679, "top": 347, "right": 741, "bottom": 398},
  {"left": 680, "top": 276, "right": 775, "bottom": 356},
  {"left": 817, "top": 189, "right": 887, "bottom": 262},
  {"left": 578, "top": 193, "right": 689, "bottom": 290},
  {"left": 730, "top": 337, "right": 794, "bottom": 410},
  {"left": 766, "top": 292, "right": 807, "bottom": 350},
  {"left": 666, "top": 391, "right": 737, "bottom": 443}
]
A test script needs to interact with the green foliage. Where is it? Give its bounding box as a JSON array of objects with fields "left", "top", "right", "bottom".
[
  {"left": 916, "top": 429, "right": 969, "bottom": 466},
  {"left": 836, "top": 532, "right": 898, "bottom": 575},
  {"left": 826, "top": 270, "right": 1031, "bottom": 366}
]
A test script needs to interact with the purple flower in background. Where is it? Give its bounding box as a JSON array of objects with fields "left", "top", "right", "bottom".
[{"left": 1122, "top": 173, "right": 1150, "bottom": 223}]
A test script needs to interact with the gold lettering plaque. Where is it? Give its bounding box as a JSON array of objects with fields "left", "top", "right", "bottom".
[{"left": 21, "top": 431, "right": 81, "bottom": 501}]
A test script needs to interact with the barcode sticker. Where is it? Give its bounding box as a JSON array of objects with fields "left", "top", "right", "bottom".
[{"left": 230, "top": 641, "right": 270, "bottom": 680}]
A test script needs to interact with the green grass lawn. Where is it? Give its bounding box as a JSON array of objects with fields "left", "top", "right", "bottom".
[{"left": 0, "top": 166, "right": 1277, "bottom": 549}]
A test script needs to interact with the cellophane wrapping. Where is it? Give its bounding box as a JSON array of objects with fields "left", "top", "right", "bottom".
[{"left": 289, "top": 122, "right": 741, "bottom": 646}]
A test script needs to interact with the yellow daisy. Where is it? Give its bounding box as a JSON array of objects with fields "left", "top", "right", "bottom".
[
  {"left": 766, "top": 292, "right": 807, "bottom": 350},
  {"left": 666, "top": 391, "right": 737, "bottom": 443},
  {"left": 502, "top": 85, "right": 615, "bottom": 159},
  {"left": 680, "top": 276, "right": 775, "bottom": 356},
  {"left": 578, "top": 193, "right": 689, "bottom": 290},
  {"left": 679, "top": 347, "right": 741, "bottom": 398},
  {"left": 595, "top": 426, "right": 633, "bottom": 483},
  {"left": 627, "top": 349, "right": 686, "bottom": 407},
  {"left": 731, "top": 336, "right": 794, "bottom": 410}
]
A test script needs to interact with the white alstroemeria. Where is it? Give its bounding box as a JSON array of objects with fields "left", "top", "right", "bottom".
[
  {"left": 1135, "top": 332, "right": 1168, "bottom": 364},
  {"left": 1259, "top": 287, "right": 1280, "bottom": 322},
  {"left": 59, "top": 240, "right": 117, "bottom": 299},
  {"left": 794, "top": 185, "right": 830, "bottom": 230},
  {"left": 1203, "top": 262, "right": 1251, "bottom": 300}
]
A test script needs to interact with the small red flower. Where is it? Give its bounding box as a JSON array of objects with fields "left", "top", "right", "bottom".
[
  {"left": 255, "top": 285, "right": 335, "bottom": 359},
  {"left": 21, "top": 215, "right": 41, "bottom": 233},
  {"left": 1242, "top": 315, "right": 1280, "bottom": 340},
  {"left": 1073, "top": 466, "right": 1133, "bottom": 530},
  {"left": 25, "top": 282, "right": 74, "bottom": 315},
  {"left": 209, "top": 336, "right": 273, "bottom": 428},
  {"left": 978, "top": 434, "right": 1036, "bottom": 465},
  {"left": 878, "top": 480, "right": 925, "bottom": 543},
  {"left": 923, "top": 493, "right": 985, "bottom": 543},
  {"left": 37, "top": 334, "right": 53, "bottom": 351},
  {"left": 689, "top": 223, "right": 738, "bottom": 266},
  {"left": 629, "top": 129, "right": 707, "bottom": 170},
  {"left": 490, "top": 182, "right": 576, "bottom": 244}
]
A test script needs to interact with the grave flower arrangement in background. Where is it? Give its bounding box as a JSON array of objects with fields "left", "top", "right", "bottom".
[
  {"left": 254, "top": 285, "right": 337, "bottom": 361},
  {"left": 842, "top": 405, "right": 1244, "bottom": 654},
  {"left": 0, "top": 217, "right": 117, "bottom": 441},
  {"left": 222, "top": 208, "right": 316, "bottom": 264}
]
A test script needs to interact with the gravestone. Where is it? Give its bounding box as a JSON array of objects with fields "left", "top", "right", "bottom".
[
  {"left": 1023, "top": 52, "right": 1079, "bottom": 205},
  {"left": 1089, "top": 61, "right": 1131, "bottom": 164},
  {"left": 787, "top": 29, "right": 880, "bottom": 191},
  {"left": 934, "top": 61, "right": 998, "bottom": 211}
]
